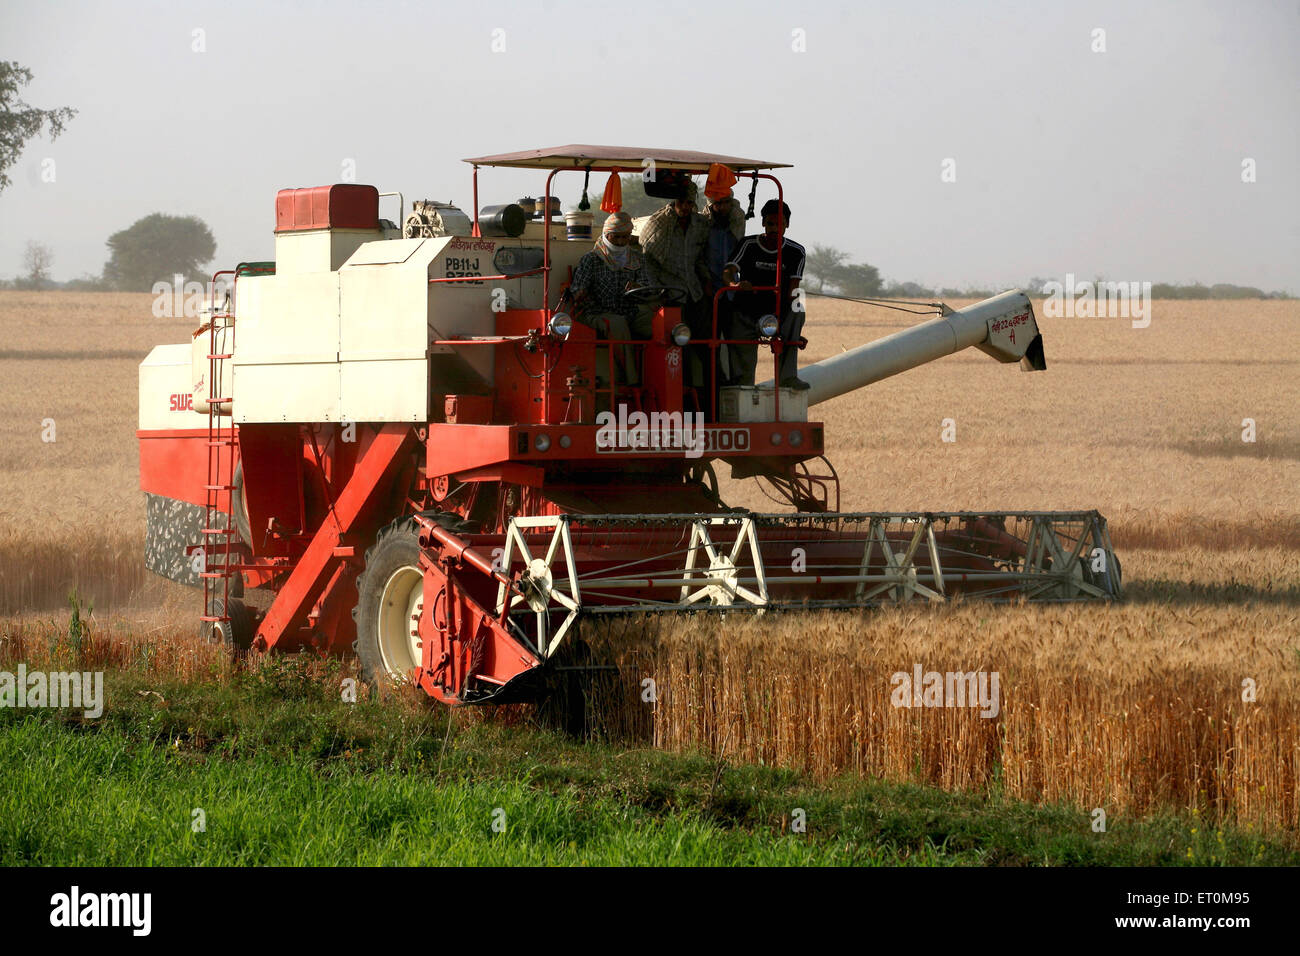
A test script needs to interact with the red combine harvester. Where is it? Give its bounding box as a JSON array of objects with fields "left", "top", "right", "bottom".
[{"left": 138, "top": 145, "right": 1121, "bottom": 704}]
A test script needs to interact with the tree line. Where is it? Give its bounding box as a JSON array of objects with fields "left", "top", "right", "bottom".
[{"left": 802, "top": 251, "right": 1295, "bottom": 301}]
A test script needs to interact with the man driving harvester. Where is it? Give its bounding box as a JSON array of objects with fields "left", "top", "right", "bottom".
[{"left": 723, "top": 198, "right": 809, "bottom": 390}]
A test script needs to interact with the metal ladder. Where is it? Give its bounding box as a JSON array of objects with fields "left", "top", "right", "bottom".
[{"left": 200, "top": 271, "right": 239, "bottom": 641}]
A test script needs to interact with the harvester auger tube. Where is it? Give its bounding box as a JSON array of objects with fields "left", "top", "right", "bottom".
[{"left": 764, "top": 290, "right": 1047, "bottom": 405}]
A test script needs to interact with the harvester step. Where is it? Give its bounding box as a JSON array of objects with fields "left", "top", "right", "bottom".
[
  {"left": 208, "top": 397, "right": 233, "bottom": 404},
  {"left": 206, "top": 353, "right": 234, "bottom": 360},
  {"left": 198, "top": 615, "right": 230, "bottom": 623},
  {"left": 206, "top": 439, "right": 236, "bottom": 446},
  {"left": 204, "top": 484, "right": 235, "bottom": 491},
  {"left": 200, "top": 527, "right": 238, "bottom": 535},
  {"left": 198, "top": 571, "right": 236, "bottom": 579}
]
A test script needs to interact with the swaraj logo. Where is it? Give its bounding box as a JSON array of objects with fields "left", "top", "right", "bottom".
[
  {"left": 169, "top": 392, "right": 193, "bottom": 412},
  {"left": 595, "top": 404, "right": 713, "bottom": 460}
]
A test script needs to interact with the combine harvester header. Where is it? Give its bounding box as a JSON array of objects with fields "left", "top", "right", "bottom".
[{"left": 138, "top": 144, "right": 1120, "bottom": 705}]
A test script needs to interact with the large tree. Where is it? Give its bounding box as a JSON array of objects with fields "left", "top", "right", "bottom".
[
  {"left": 103, "top": 213, "right": 216, "bottom": 291},
  {"left": 0, "top": 61, "right": 76, "bottom": 193},
  {"left": 829, "top": 261, "right": 883, "bottom": 297},
  {"left": 805, "top": 244, "right": 850, "bottom": 293}
]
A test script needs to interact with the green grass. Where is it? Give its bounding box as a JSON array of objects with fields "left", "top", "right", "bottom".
[{"left": 1, "top": 653, "right": 1295, "bottom": 866}]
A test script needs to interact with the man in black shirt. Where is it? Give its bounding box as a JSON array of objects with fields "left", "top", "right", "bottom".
[{"left": 722, "top": 199, "right": 808, "bottom": 389}]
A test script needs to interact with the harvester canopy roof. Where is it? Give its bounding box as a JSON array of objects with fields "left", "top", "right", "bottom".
[{"left": 462, "top": 144, "right": 791, "bottom": 172}]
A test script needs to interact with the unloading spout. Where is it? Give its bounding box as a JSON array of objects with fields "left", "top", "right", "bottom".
[{"left": 772, "top": 290, "right": 1046, "bottom": 407}]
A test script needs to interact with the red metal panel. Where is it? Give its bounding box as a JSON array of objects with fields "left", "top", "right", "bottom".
[
  {"left": 414, "top": 516, "right": 542, "bottom": 704},
  {"left": 138, "top": 428, "right": 225, "bottom": 509},
  {"left": 445, "top": 395, "right": 494, "bottom": 424},
  {"left": 424, "top": 421, "right": 822, "bottom": 473},
  {"left": 492, "top": 309, "right": 596, "bottom": 425},
  {"left": 236, "top": 424, "right": 305, "bottom": 555},
  {"left": 642, "top": 307, "right": 685, "bottom": 416},
  {"left": 424, "top": 424, "right": 514, "bottom": 476},
  {"left": 255, "top": 424, "right": 414, "bottom": 653},
  {"left": 274, "top": 184, "right": 379, "bottom": 233}
]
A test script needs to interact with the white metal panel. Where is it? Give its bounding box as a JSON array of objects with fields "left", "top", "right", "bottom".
[
  {"left": 339, "top": 359, "right": 427, "bottom": 422},
  {"left": 276, "top": 228, "right": 382, "bottom": 273},
  {"left": 345, "top": 237, "right": 427, "bottom": 266},
  {"left": 233, "top": 271, "right": 341, "bottom": 422},
  {"left": 339, "top": 240, "right": 432, "bottom": 361},
  {"left": 235, "top": 363, "right": 342, "bottom": 423},
  {"left": 139, "top": 344, "right": 204, "bottom": 430},
  {"left": 234, "top": 273, "right": 339, "bottom": 364},
  {"left": 719, "top": 386, "right": 808, "bottom": 423}
]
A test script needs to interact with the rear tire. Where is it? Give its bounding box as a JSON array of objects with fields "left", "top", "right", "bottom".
[
  {"left": 201, "top": 596, "right": 253, "bottom": 649},
  {"left": 353, "top": 518, "right": 425, "bottom": 686},
  {"left": 231, "top": 461, "right": 253, "bottom": 546}
]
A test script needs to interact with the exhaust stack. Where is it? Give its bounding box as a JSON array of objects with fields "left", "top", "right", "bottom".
[{"left": 784, "top": 290, "right": 1046, "bottom": 408}]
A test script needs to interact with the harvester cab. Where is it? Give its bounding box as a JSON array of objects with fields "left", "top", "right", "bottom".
[{"left": 137, "top": 144, "right": 1121, "bottom": 706}]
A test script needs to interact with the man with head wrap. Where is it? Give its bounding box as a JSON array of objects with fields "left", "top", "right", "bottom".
[
  {"left": 639, "top": 181, "right": 713, "bottom": 394},
  {"left": 563, "top": 212, "right": 655, "bottom": 388}
]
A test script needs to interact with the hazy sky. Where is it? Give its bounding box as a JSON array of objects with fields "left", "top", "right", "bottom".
[{"left": 2, "top": 0, "right": 1297, "bottom": 292}]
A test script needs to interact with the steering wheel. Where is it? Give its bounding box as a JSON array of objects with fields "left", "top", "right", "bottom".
[{"left": 623, "top": 285, "right": 688, "bottom": 306}]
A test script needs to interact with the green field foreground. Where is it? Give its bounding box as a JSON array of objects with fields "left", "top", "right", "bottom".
[{"left": 1, "top": 644, "right": 1296, "bottom": 867}]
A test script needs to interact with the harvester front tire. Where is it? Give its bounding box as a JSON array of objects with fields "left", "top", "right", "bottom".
[{"left": 354, "top": 518, "right": 425, "bottom": 687}]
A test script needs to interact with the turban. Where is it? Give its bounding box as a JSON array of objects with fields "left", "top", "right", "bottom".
[
  {"left": 603, "top": 211, "right": 633, "bottom": 235},
  {"left": 704, "top": 163, "right": 738, "bottom": 201}
]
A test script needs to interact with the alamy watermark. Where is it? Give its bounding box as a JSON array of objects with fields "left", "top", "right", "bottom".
[
  {"left": 0, "top": 665, "right": 103, "bottom": 718},
  {"left": 50, "top": 886, "right": 150, "bottom": 936},
  {"left": 151, "top": 274, "right": 230, "bottom": 319},
  {"left": 595, "top": 404, "right": 707, "bottom": 460},
  {"left": 1041, "top": 274, "right": 1151, "bottom": 328},
  {"left": 890, "top": 664, "right": 1000, "bottom": 718}
]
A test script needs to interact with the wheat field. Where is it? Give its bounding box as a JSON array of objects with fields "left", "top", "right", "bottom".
[{"left": 0, "top": 290, "right": 1297, "bottom": 829}]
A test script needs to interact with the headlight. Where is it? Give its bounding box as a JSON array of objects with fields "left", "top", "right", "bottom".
[
  {"left": 549, "top": 312, "right": 573, "bottom": 338},
  {"left": 534, "top": 434, "right": 552, "bottom": 452},
  {"left": 758, "top": 314, "right": 780, "bottom": 337},
  {"left": 671, "top": 323, "right": 691, "bottom": 346},
  {"left": 558, "top": 434, "right": 571, "bottom": 449},
  {"left": 788, "top": 429, "right": 803, "bottom": 447},
  {"left": 770, "top": 431, "right": 783, "bottom": 446}
]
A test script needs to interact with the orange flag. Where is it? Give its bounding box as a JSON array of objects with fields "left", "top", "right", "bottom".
[
  {"left": 600, "top": 173, "right": 622, "bottom": 213},
  {"left": 705, "top": 163, "right": 738, "bottom": 201}
]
